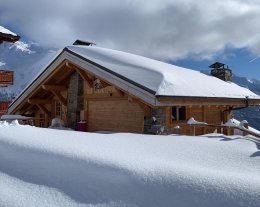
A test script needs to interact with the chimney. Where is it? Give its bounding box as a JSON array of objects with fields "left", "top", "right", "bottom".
[
  {"left": 210, "top": 62, "right": 232, "bottom": 81},
  {"left": 73, "top": 39, "right": 96, "bottom": 46}
]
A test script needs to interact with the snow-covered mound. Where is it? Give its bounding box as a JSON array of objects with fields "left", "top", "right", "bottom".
[
  {"left": 0, "top": 122, "right": 260, "bottom": 207},
  {"left": 67, "top": 45, "right": 259, "bottom": 99}
]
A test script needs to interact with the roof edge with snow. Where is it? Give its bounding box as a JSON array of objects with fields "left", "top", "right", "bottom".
[{"left": 8, "top": 45, "right": 260, "bottom": 114}]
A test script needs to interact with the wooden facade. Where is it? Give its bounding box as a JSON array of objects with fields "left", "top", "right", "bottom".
[
  {"left": 0, "top": 31, "right": 20, "bottom": 44},
  {"left": 8, "top": 47, "right": 260, "bottom": 136},
  {"left": 0, "top": 70, "right": 14, "bottom": 86},
  {"left": 0, "top": 101, "right": 11, "bottom": 116}
]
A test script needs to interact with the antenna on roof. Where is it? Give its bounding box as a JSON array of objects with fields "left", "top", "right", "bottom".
[{"left": 73, "top": 39, "right": 96, "bottom": 46}]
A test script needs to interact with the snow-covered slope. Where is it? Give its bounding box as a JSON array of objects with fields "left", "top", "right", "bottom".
[
  {"left": 0, "top": 122, "right": 259, "bottom": 207},
  {"left": 67, "top": 45, "right": 259, "bottom": 99}
]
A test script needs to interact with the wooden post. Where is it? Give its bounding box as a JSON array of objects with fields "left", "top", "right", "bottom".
[
  {"left": 243, "top": 122, "right": 249, "bottom": 136},
  {"left": 192, "top": 126, "right": 196, "bottom": 136},
  {"left": 226, "top": 127, "right": 231, "bottom": 136}
]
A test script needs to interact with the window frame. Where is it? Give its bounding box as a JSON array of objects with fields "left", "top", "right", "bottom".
[
  {"left": 171, "top": 106, "right": 187, "bottom": 122},
  {"left": 55, "top": 101, "right": 61, "bottom": 117}
]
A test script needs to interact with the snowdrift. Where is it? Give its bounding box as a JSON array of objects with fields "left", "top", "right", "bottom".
[{"left": 0, "top": 121, "right": 260, "bottom": 207}]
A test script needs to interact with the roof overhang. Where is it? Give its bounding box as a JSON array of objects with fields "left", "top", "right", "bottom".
[
  {"left": 156, "top": 95, "right": 260, "bottom": 107},
  {"left": 0, "top": 32, "right": 20, "bottom": 44}
]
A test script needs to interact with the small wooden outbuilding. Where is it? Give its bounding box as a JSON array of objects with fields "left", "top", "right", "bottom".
[
  {"left": 0, "top": 26, "right": 18, "bottom": 116},
  {"left": 8, "top": 43, "right": 260, "bottom": 135},
  {"left": 0, "top": 26, "right": 20, "bottom": 44}
]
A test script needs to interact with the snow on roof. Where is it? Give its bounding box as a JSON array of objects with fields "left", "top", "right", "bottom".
[
  {"left": 0, "top": 122, "right": 260, "bottom": 206},
  {"left": 67, "top": 45, "right": 260, "bottom": 99},
  {"left": 0, "top": 26, "right": 17, "bottom": 36}
]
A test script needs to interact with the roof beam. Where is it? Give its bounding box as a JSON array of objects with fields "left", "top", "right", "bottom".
[
  {"left": 42, "top": 84, "right": 67, "bottom": 106},
  {"left": 36, "top": 104, "right": 51, "bottom": 118},
  {"left": 75, "top": 67, "right": 93, "bottom": 87},
  {"left": 156, "top": 96, "right": 260, "bottom": 106},
  {"left": 115, "top": 88, "right": 125, "bottom": 97},
  {"left": 66, "top": 61, "right": 93, "bottom": 87},
  {"left": 28, "top": 98, "right": 52, "bottom": 105},
  {"left": 19, "top": 104, "right": 35, "bottom": 115},
  {"left": 51, "top": 90, "right": 67, "bottom": 106},
  {"left": 42, "top": 84, "right": 67, "bottom": 91}
]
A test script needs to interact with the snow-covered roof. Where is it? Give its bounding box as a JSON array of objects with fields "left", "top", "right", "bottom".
[
  {"left": 66, "top": 45, "right": 260, "bottom": 99},
  {"left": 8, "top": 45, "right": 260, "bottom": 114},
  {"left": 0, "top": 26, "right": 17, "bottom": 36}
]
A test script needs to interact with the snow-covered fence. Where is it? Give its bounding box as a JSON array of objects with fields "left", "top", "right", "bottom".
[{"left": 187, "top": 117, "right": 260, "bottom": 138}]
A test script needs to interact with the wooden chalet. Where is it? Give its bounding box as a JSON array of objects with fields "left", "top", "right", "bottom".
[
  {"left": 0, "top": 26, "right": 20, "bottom": 44},
  {"left": 7, "top": 42, "right": 260, "bottom": 135},
  {"left": 0, "top": 26, "right": 18, "bottom": 116}
]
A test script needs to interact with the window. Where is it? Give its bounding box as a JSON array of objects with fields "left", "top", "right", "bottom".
[
  {"left": 55, "top": 101, "right": 61, "bottom": 117},
  {"left": 171, "top": 106, "right": 186, "bottom": 121},
  {"left": 179, "top": 106, "right": 186, "bottom": 120},
  {"left": 39, "top": 113, "right": 45, "bottom": 127}
]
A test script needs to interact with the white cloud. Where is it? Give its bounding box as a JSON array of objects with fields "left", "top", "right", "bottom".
[
  {"left": 0, "top": 62, "right": 6, "bottom": 67},
  {"left": 9, "top": 41, "right": 35, "bottom": 54},
  {"left": 1, "top": 0, "right": 260, "bottom": 61}
]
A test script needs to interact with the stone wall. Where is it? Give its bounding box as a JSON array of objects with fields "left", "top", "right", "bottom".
[
  {"left": 144, "top": 107, "right": 167, "bottom": 134},
  {"left": 67, "top": 72, "right": 84, "bottom": 129}
]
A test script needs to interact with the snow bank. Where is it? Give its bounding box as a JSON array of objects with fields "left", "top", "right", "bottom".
[
  {"left": 223, "top": 118, "right": 260, "bottom": 136},
  {"left": 187, "top": 117, "right": 207, "bottom": 125},
  {"left": 67, "top": 45, "right": 259, "bottom": 99},
  {"left": 1, "top": 114, "right": 32, "bottom": 120},
  {"left": 0, "top": 122, "right": 260, "bottom": 207}
]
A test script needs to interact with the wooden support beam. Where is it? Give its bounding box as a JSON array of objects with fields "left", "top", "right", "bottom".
[
  {"left": 74, "top": 67, "right": 93, "bottom": 87},
  {"left": 66, "top": 61, "right": 93, "bottom": 87},
  {"left": 157, "top": 96, "right": 260, "bottom": 106},
  {"left": 28, "top": 98, "right": 52, "bottom": 105},
  {"left": 99, "top": 79, "right": 110, "bottom": 88},
  {"left": 51, "top": 90, "right": 67, "bottom": 106},
  {"left": 20, "top": 104, "right": 35, "bottom": 115},
  {"left": 85, "top": 95, "right": 127, "bottom": 101},
  {"left": 41, "top": 84, "right": 67, "bottom": 106},
  {"left": 36, "top": 104, "right": 51, "bottom": 118},
  {"left": 202, "top": 106, "right": 206, "bottom": 134},
  {"left": 42, "top": 84, "right": 67, "bottom": 91},
  {"left": 115, "top": 88, "right": 125, "bottom": 96}
]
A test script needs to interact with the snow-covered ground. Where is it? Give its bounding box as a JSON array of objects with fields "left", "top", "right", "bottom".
[{"left": 0, "top": 121, "right": 260, "bottom": 207}]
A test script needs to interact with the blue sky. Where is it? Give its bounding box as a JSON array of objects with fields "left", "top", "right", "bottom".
[
  {"left": 174, "top": 48, "right": 260, "bottom": 79},
  {"left": 1, "top": 0, "right": 260, "bottom": 79}
]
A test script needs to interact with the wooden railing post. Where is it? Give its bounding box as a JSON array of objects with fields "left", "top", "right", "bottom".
[
  {"left": 192, "top": 126, "right": 196, "bottom": 136},
  {"left": 243, "top": 122, "right": 249, "bottom": 136}
]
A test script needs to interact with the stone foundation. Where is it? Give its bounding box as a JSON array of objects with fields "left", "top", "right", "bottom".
[{"left": 144, "top": 108, "right": 167, "bottom": 134}]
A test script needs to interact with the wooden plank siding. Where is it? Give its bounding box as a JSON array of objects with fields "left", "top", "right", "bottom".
[
  {"left": 83, "top": 79, "right": 145, "bottom": 133},
  {"left": 88, "top": 100, "right": 144, "bottom": 133},
  {"left": 165, "top": 105, "right": 231, "bottom": 135}
]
